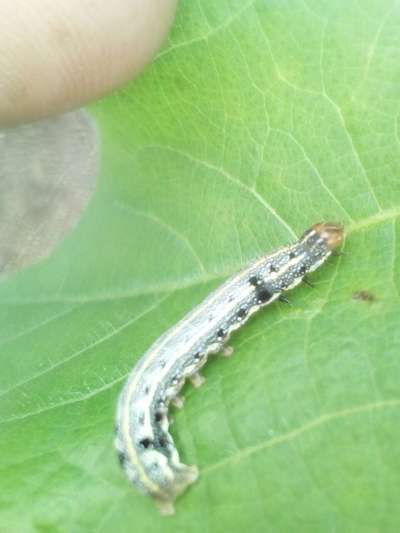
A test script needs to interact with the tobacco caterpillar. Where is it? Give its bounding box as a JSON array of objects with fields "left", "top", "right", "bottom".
[{"left": 115, "top": 222, "right": 344, "bottom": 514}]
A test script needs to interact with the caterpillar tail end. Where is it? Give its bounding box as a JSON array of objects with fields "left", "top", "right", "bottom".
[
  {"left": 155, "top": 499, "right": 176, "bottom": 516},
  {"left": 172, "top": 464, "right": 199, "bottom": 498},
  {"left": 155, "top": 464, "right": 199, "bottom": 516}
]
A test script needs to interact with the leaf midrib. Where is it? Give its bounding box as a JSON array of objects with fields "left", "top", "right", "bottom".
[{"left": 1, "top": 206, "right": 398, "bottom": 306}]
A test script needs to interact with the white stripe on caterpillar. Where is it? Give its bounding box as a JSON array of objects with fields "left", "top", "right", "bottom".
[{"left": 115, "top": 222, "right": 344, "bottom": 514}]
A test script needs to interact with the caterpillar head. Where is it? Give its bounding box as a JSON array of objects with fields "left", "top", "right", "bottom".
[{"left": 311, "top": 222, "right": 344, "bottom": 250}]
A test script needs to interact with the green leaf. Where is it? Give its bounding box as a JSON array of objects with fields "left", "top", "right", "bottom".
[{"left": 1, "top": 0, "right": 400, "bottom": 531}]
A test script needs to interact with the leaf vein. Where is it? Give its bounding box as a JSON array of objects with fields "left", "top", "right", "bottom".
[{"left": 203, "top": 399, "right": 400, "bottom": 475}]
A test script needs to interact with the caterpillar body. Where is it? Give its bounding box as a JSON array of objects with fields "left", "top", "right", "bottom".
[{"left": 115, "top": 222, "right": 344, "bottom": 514}]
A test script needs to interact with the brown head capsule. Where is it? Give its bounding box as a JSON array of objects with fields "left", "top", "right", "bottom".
[{"left": 312, "top": 222, "right": 344, "bottom": 250}]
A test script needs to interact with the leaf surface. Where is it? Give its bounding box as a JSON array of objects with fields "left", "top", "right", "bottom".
[{"left": 1, "top": 1, "right": 400, "bottom": 531}]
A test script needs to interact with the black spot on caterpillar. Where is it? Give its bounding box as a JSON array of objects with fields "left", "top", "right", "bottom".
[
  {"left": 114, "top": 222, "right": 344, "bottom": 514},
  {"left": 255, "top": 287, "right": 273, "bottom": 304}
]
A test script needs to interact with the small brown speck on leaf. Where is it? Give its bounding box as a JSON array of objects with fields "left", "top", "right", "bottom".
[{"left": 352, "top": 290, "right": 376, "bottom": 302}]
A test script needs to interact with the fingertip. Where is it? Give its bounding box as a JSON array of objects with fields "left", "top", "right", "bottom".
[{"left": 0, "top": 0, "right": 178, "bottom": 126}]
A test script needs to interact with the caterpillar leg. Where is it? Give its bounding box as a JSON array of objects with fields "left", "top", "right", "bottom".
[
  {"left": 302, "top": 275, "right": 314, "bottom": 287},
  {"left": 171, "top": 395, "right": 185, "bottom": 409},
  {"left": 222, "top": 346, "right": 234, "bottom": 357},
  {"left": 190, "top": 372, "right": 205, "bottom": 388}
]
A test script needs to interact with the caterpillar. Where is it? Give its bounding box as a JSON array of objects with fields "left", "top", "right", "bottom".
[{"left": 115, "top": 222, "right": 344, "bottom": 514}]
